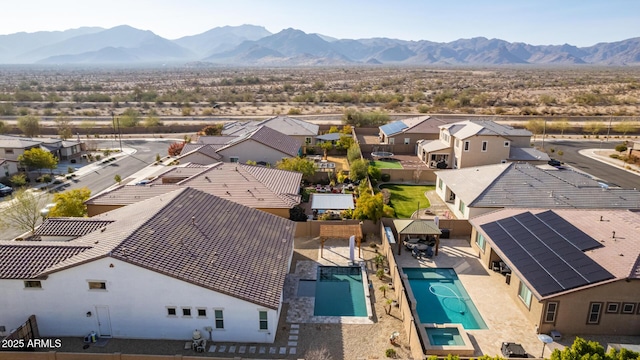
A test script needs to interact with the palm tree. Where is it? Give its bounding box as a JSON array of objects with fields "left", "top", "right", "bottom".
[{"left": 379, "top": 284, "right": 389, "bottom": 298}]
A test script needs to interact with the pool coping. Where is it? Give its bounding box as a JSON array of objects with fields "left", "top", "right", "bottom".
[
  {"left": 421, "top": 323, "right": 475, "bottom": 356},
  {"left": 400, "top": 267, "right": 481, "bottom": 356}
]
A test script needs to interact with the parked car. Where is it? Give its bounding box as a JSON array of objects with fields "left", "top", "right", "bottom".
[
  {"left": 548, "top": 159, "right": 562, "bottom": 167},
  {"left": 135, "top": 179, "right": 152, "bottom": 186},
  {"left": 0, "top": 183, "right": 13, "bottom": 197}
]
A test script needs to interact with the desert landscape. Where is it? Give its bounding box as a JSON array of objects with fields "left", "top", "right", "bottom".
[{"left": 0, "top": 66, "right": 638, "bottom": 123}]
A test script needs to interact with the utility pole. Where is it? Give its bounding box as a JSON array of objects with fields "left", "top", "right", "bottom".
[
  {"left": 606, "top": 116, "right": 612, "bottom": 142},
  {"left": 117, "top": 116, "right": 123, "bottom": 152},
  {"left": 111, "top": 111, "right": 116, "bottom": 149},
  {"left": 541, "top": 120, "right": 547, "bottom": 150}
]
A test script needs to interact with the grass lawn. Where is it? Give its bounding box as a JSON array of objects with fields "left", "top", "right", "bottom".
[
  {"left": 379, "top": 184, "right": 435, "bottom": 218},
  {"left": 370, "top": 160, "right": 403, "bottom": 169}
]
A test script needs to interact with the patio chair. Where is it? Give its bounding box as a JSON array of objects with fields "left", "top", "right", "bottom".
[{"left": 500, "top": 262, "right": 511, "bottom": 275}]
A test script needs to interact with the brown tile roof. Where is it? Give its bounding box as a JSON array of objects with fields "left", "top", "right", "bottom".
[
  {"left": 178, "top": 163, "right": 301, "bottom": 208},
  {"left": 197, "top": 136, "right": 238, "bottom": 145},
  {"left": 86, "top": 164, "right": 302, "bottom": 209},
  {"left": 178, "top": 144, "right": 222, "bottom": 161},
  {"left": 219, "top": 126, "right": 301, "bottom": 157},
  {"left": 34, "top": 218, "right": 115, "bottom": 237},
  {"left": 0, "top": 244, "right": 90, "bottom": 279},
  {"left": 37, "top": 188, "right": 295, "bottom": 309},
  {"left": 85, "top": 184, "right": 179, "bottom": 205}
]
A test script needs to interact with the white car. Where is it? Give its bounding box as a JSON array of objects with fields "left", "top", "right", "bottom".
[{"left": 40, "top": 203, "right": 57, "bottom": 218}]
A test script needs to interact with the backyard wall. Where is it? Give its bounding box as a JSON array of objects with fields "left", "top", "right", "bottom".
[
  {"left": 379, "top": 169, "right": 436, "bottom": 183},
  {"left": 294, "top": 219, "right": 377, "bottom": 238}
]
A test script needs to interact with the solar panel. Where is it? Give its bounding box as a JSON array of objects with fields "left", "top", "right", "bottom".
[
  {"left": 481, "top": 211, "right": 614, "bottom": 297},
  {"left": 380, "top": 121, "right": 408, "bottom": 136},
  {"left": 535, "top": 210, "right": 603, "bottom": 251}
]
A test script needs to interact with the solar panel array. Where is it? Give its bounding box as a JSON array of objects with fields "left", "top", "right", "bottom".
[
  {"left": 481, "top": 211, "right": 613, "bottom": 297},
  {"left": 380, "top": 121, "right": 408, "bottom": 136}
]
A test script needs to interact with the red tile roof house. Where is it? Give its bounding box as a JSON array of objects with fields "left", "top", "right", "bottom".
[
  {"left": 85, "top": 163, "right": 302, "bottom": 218},
  {"left": 0, "top": 188, "right": 295, "bottom": 343}
]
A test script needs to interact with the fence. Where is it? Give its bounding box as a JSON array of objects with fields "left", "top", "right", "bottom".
[
  {"left": 379, "top": 168, "right": 436, "bottom": 183},
  {"left": 2, "top": 315, "right": 39, "bottom": 350},
  {"left": 379, "top": 220, "right": 426, "bottom": 360},
  {"left": 294, "top": 219, "right": 378, "bottom": 238}
]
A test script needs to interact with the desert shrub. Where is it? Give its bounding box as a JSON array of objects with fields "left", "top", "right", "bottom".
[
  {"left": 287, "top": 108, "right": 302, "bottom": 115},
  {"left": 381, "top": 173, "right": 391, "bottom": 182}
]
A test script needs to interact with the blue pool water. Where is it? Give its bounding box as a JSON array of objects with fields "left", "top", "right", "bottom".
[
  {"left": 426, "top": 327, "right": 465, "bottom": 346},
  {"left": 313, "top": 266, "right": 367, "bottom": 316},
  {"left": 404, "top": 268, "right": 487, "bottom": 329}
]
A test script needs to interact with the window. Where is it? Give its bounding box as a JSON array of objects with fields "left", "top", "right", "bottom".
[
  {"left": 24, "top": 280, "right": 42, "bottom": 288},
  {"left": 504, "top": 141, "right": 510, "bottom": 147},
  {"left": 463, "top": 141, "right": 470, "bottom": 151},
  {"left": 481, "top": 141, "right": 488, "bottom": 152},
  {"left": 215, "top": 310, "right": 224, "bottom": 329},
  {"left": 167, "top": 307, "right": 177, "bottom": 316},
  {"left": 404, "top": 138, "right": 410, "bottom": 145},
  {"left": 5, "top": 149, "right": 14, "bottom": 154},
  {"left": 388, "top": 138, "right": 395, "bottom": 145},
  {"left": 606, "top": 302, "right": 620, "bottom": 314},
  {"left": 518, "top": 282, "right": 532, "bottom": 308},
  {"left": 88, "top": 281, "right": 106, "bottom": 290},
  {"left": 438, "top": 178, "right": 443, "bottom": 190},
  {"left": 455, "top": 139, "right": 460, "bottom": 148},
  {"left": 230, "top": 157, "right": 239, "bottom": 163},
  {"left": 305, "top": 137, "right": 312, "bottom": 145},
  {"left": 259, "top": 311, "right": 268, "bottom": 330},
  {"left": 621, "top": 303, "right": 636, "bottom": 314},
  {"left": 182, "top": 307, "right": 191, "bottom": 317},
  {"left": 587, "top": 302, "right": 602, "bottom": 324},
  {"left": 475, "top": 232, "right": 486, "bottom": 252},
  {"left": 197, "top": 308, "right": 207, "bottom": 317},
  {"left": 458, "top": 201, "right": 465, "bottom": 214},
  {"left": 544, "top": 302, "right": 558, "bottom": 323}
]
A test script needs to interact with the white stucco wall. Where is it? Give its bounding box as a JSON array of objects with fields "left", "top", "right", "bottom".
[
  {"left": 217, "top": 140, "right": 296, "bottom": 165},
  {"left": 179, "top": 152, "right": 219, "bottom": 165},
  {"left": 0, "top": 258, "right": 280, "bottom": 343}
]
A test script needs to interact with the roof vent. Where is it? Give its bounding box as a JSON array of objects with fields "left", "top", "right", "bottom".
[
  {"left": 100, "top": 227, "right": 106, "bottom": 232},
  {"left": 191, "top": 217, "right": 195, "bottom": 225}
]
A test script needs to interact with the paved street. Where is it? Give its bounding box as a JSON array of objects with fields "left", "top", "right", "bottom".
[
  {"left": 0, "top": 139, "right": 172, "bottom": 240},
  {"left": 537, "top": 139, "right": 640, "bottom": 189}
]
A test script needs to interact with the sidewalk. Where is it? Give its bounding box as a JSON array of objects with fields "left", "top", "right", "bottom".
[{"left": 579, "top": 148, "right": 640, "bottom": 178}]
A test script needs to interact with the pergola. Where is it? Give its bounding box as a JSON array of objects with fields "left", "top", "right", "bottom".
[
  {"left": 319, "top": 224, "right": 363, "bottom": 258},
  {"left": 393, "top": 219, "right": 442, "bottom": 256}
]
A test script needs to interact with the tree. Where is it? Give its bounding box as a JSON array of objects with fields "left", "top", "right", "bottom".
[
  {"left": 341, "top": 125, "right": 353, "bottom": 134},
  {"left": 349, "top": 158, "right": 370, "bottom": 181},
  {"left": 613, "top": 121, "right": 637, "bottom": 136},
  {"left": 0, "top": 188, "right": 50, "bottom": 234},
  {"left": 54, "top": 114, "right": 73, "bottom": 140},
  {"left": 119, "top": 108, "right": 141, "bottom": 127},
  {"left": 353, "top": 191, "right": 384, "bottom": 223},
  {"left": 114, "top": 174, "right": 122, "bottom": 184},
  {"left": 328, "top": 126, "right": 340, "bottom": 133},
  {"left": 584, "top": 121, "right": 606, "bottom": 136},
  {"left": 347, "top": 144, "right": 362, "bottom": 163},
  {"left": 550, "top": 118, "right": 571, "bottom": 136},
  {"left": 48, "top": 187, "right": 91, "bottom": 217},
  {"left": 17, "top": 115, "right": 40, "bottom": 137},
  {"left": 550, "top": 337, "right": 639, "bottom": 360},
  {"left": 9, "top": 173, "right": 28, "bottom": 188},
  {"left": 168, "top": 142, "right": 185, "bottom": 156},
  {"left": 379, "top": 284, "right": 389, "bottom": 298},
  {"left": 276, "top": 157, "right": 315, "bottom": 180},
  {"left": 200, "top": 124, "right": 223, "bottom": 136},
  {"left": 0, "top": 120, "right": 6, "bottom": 134},
  {"left": 368, "top": 166, "right": 382, "bottom": 182},
  {"left": 143, "top": 112, "right": 163, "bottom": 127},
  {"left": 524, "top": 119, "right": 545, "bottom": 140},
  {"left": 336, "top": 135, "right": 354, "bottom": 151},
  {"left": 320, "top": 141, "right": 333, "bottom": 159},
  {"left": 289, "top": 205, "right": 308, "bottom": 222},
  {"left": 18, "top": 148, "right": 58, "bottom": 176}
]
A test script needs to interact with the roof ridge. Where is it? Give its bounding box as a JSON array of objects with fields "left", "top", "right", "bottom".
[{"left": 469, "top": 163, "right": 514, "bottom": 205}]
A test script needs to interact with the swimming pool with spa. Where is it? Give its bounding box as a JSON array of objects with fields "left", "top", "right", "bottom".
[
  {"left": 313, "top": 266, "right": 368, "bottom": 317},
  {"left": 403, "top": 267, "right": 487, "bottom": 329}
]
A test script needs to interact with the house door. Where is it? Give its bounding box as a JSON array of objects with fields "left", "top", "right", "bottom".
[{"left": 95, "top": 306, "right": 112, "bottom": 338}]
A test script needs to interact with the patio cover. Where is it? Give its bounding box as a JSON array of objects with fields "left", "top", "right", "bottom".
[
  {"left": 393, "top": 219, "right": 442, "bottom": 255},
  {"left": 319, "top": 224, "right": 363, "bottom": 258}
]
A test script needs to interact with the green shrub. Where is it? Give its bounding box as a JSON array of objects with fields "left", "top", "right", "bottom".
[
  {"left": 385, "top": 348, "right": 397, "bottom": 358},
  {"left": 610, "top": 154, "right": 620, "bottom": 159},
  {"left": 381, "top": 173, "right": 391, "bottom": 182}
]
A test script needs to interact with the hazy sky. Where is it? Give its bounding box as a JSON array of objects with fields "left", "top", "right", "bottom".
[{"left": 2, "top": 0, "right": 638, "bottom": 46}]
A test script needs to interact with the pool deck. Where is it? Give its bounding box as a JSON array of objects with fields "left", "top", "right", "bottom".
[
  {"left": 395, "top": 237, "right": 557, "bottom": 357},
  {"left": 283, "top": 244, "right": 374, "bottom": 325}
]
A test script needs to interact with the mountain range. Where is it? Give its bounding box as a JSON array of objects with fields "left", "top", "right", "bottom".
[{"left": 0, "top": 25, "right": 638, "bottom": 66}]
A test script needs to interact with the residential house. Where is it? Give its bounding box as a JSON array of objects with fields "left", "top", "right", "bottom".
[
  {"left": 0, "top": 187, "right": 295, "bottom": 342},
  {"left": 435, "top": 162, "right": 640, "bottom": 219},
  {"left": 0, "top": 159, "right": 20, "bottom": 179},
  {"left": 177, "top": 144, "right": 222, "bottom": 165},
  {"left": 216, "top": 126, "right": 302, "bottom": 165},
  {"left": 85, "top": 163, "right": 302, "bottom": 218},
  {"left": 0, "top": 135, "right": 83, "bottom": 162},
  {"left": 469, "top": 208, "right": 640, "bottom": 336},
  {"left": 223, "top": 116, "right": 319, "bottom": 146},
  {"left": 378, "top": 116, "right": 455, "bottom": 147},
  {"left": 416, "top": 120, "right": 546, "bottom": 169}
]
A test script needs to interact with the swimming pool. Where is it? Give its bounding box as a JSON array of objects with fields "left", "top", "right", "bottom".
[
  {"left": 426, "top": 327, "right": 465, "bottom": 346},
  {"left": 313, "top": 266, "right": 367, "bottom": 317},
  {"left": 403, "top": 268, "right": 487, "bottom": 329}
]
